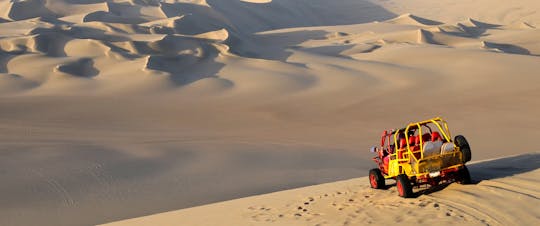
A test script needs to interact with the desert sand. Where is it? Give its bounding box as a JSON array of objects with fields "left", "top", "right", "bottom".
[
  {"left": 104, "top": 154, "right": 540, "bottom": 226},
  {"left": 0, "top": 0, "right": 539, "bottom": 226}
]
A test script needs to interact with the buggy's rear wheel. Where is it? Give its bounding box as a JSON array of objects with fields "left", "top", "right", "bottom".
[
  {"left": 369, "top": 168, "right": 385, "bottom": 189},
  {"left": 457, "top": 166, "right": 472, "bottom": 184},
  {"left": 455, "top": 135, "right": 472, "bottom": 163},
  {"left": 396, "top": 174, "right": 413, "bottom": 198}
]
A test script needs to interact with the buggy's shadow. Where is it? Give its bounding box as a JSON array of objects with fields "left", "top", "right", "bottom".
[
  {"left": 380, "top": 182, "right": 452, "bottom": 198},
  {"left": 377, "top": 181, "right": 440, "bottom": 198},
  {"left": 466, "top": 153, "right": 540, "bottom": 181},
  {"left": 383, "top": 153, "right": 540, "bottom": 197},
  {"left": 419, "top": 153, "right": 540, "bottom": 197}
]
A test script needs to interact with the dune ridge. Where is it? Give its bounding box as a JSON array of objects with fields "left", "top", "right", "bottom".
[{"left": 386, "top": 13, "right": 443, "bottom": 26}]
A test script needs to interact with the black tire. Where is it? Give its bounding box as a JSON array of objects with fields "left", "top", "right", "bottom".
[
  {"left": 457, "top": 166, "right": 472, "bottom": 184},
  {"left": 369, "top": 168, "right": 385, "bottom": 189},
  {"left": 396, "top": 174, "right": 413, "bottom": 198},
  {"left": 455, "top": 135, "right": 472, "bottom": 163}
]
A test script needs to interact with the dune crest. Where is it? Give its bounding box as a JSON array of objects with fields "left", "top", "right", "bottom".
[
  {"left": 386, "top": 13, "right": 443, "bottom": 26},
  {"left": 464, "top": 18, "right": 501, "bottom": 28},
  {"left": 505, "top": 21, "right": 536, "bottom": 30},
  {"left": 194, "top": 28, "right": 229, "bottom": 41}
]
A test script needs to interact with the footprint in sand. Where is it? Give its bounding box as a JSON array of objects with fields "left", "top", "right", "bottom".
[{"left": 247, "top": 205, "right": 280, "bottom": 222}]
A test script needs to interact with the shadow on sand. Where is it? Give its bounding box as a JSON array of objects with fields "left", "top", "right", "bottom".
[
  {"left": 414, "top": 153, "right": 540, "bottom": 197},
  {"left": 467, "top": 153, "right": 540, "bottom": 181}
]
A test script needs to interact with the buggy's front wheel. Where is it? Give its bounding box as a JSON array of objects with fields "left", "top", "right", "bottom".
[{"left": 369, "top": 168, "right": 385, "bottom": 189}]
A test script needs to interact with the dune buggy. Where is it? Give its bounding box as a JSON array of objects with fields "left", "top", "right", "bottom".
[{"left": 369, "top": 117, "right": 472, "bottom": 198}]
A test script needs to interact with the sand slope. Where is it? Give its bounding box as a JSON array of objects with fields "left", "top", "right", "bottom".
[
  {"left": 1, "top": 0, "right": 540, "bottom": 226},
  {"left": 103, "top": 153, "right": 540, "bottom": 226}
]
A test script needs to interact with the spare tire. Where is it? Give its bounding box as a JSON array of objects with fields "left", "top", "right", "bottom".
[{"left": 454, "top": 135, "right": 472, "bottom": 163}]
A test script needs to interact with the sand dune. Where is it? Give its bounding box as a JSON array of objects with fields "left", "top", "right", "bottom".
[{"left": 1, "top": 0, "right": 540, "bottom": 226}]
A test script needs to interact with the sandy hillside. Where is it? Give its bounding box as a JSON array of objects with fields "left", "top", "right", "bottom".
[
  {"left": 0, "top": 0, "right": 539, "bottom": 225},
  {"left": 104, "top": 153, "right": 540, "bottom": 226}
]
